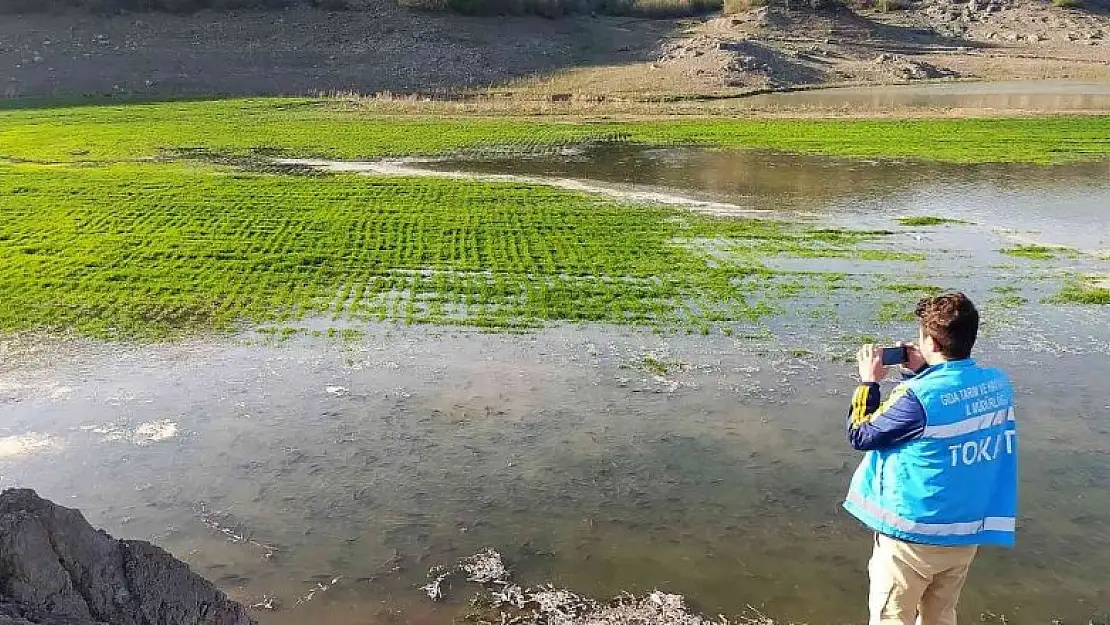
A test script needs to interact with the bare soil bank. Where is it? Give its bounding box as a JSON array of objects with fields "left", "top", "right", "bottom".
[
  {"left": 2, "top": 0, "right": 1110, "bottom": 107},
  {"left": 1, "top": 6, "right": 672, "bottom": 98}
]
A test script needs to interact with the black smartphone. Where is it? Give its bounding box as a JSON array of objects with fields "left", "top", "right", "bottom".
[{"left": 880, "top": 346, "right": 909, "bottom": 366}]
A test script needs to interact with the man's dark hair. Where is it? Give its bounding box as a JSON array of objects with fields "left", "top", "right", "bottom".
[{"left": 915, "top": 292, "right": 979, "bottom": 360}]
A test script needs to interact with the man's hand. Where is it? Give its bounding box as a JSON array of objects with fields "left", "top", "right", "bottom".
[
  {"left": 857, "top": 344, "right": 887, "bottom": 384},
  {"left": 900, "top": 341, "right": 927, "bottom": 373}
]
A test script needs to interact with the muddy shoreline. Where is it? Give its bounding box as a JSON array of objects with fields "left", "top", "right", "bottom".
[{"left": 3, "top": 1, "right": 1110, "bottom": 112}]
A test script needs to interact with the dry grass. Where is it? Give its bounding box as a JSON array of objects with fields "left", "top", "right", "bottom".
[
  {"left": 875, "top": 0, "right": 911, "bottom": 11},
  {"left": 495, "top": 64, "right": 724, "bottom": 100},
  {"left": 396, "top": 0, "right": 448, "bottom": 7},
  {"left": 0, "top": 0, "right": 329, "bottom": 12},
  {"left": 397, "top": 0, "right": 720, "bottom": 16},
  {"left": 322, "top": 85, "right": 1110, "bottom": 119},
  {"left": 615, "top": 0, "right": 723, "bottom": 17},
  {"left": 723, "top": 0, "right": 768, "bottom": 14}
]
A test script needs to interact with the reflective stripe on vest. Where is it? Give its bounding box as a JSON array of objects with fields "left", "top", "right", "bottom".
[
  {"left": 922, "top": 407, "right": 1015, "bottom": 440},
  {"left": 845, "top": 490, "right": 1016, "bottom": 536}
]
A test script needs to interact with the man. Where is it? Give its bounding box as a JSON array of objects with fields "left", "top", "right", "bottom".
[{"left": 843, "top": 292, "right": 1018, "bottom": 625}]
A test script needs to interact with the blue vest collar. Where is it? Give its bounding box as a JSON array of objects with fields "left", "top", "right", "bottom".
[{"left": 920, "top": 358, "right": 976, "bottom": 376}]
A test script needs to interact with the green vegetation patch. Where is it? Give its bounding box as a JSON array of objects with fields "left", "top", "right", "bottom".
[
  {"left": 874, "top": 284, "right": 943, "bottom": 322},
  {"left": 4, "top": 98, "right": 1103, "bottom": 339},
  {"left": 885, "top": 282, "right": 942, "bottom": 295},
  {"left": 1052, "top": 276, "right": 1110, "bottom": 305},
  {"left": 1001, "top": 244, "right": 1075, "bottom": 260},
  {"left": 896, "top": 216, "right": 971, "bottom": 227},
  {"left": 0, "top": 162, "right": 893, "bottom": 338},
  {"left": 987, "top": 284, "right": 1028, "bottom": 308},
  {"left": 3, "top": 99, "right": 1110, "bottom": 164},
  {"left": 637, "top": 354, "right": 687, "bottom": 376},
  {"left": 988, "top": 294, "right": 1028, "bottom": 309}
]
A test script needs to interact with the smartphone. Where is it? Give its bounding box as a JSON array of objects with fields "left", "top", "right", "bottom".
[{"left": 880, "top": 346, "right": 909, "bottom": 366}]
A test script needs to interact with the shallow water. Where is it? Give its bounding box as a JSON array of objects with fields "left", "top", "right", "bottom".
[
  {"left": 426, "top": 145, "right": 1110, "bottom": 252},
  {"left": 2, "top": 144, "right": 1110, "bottom": 625}
]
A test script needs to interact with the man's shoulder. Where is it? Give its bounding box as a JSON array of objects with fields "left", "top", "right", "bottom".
[
  {"left": 919, "top": 362, "right": 1012, "bottom": 383},
  {"left": 904, "top": 363, "right": 1013, "bottom": 401}
]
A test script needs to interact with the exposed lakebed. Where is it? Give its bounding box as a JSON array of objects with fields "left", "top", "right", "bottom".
[{"left": 1, "top": 144, "right": 1109, "bottom": 625}]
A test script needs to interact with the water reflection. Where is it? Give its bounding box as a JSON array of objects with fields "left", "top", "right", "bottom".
[{"left": 427, "top": 145, "right": 1110, "bottom": 250}]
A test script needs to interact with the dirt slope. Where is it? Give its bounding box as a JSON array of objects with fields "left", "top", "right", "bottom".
[
  {"left": 1, "top": 0, "right": 1109, "bottom": 100},
  {"left": 1, "top": 5, "right": 671, "bottom": 98},
  {"left": 643, "top": 2, "right": 1110, "bottom": 93}
]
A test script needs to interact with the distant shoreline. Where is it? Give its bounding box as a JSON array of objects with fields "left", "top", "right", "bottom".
[{"left": 3, "top": 1, "right": 1110, "bottom": 112}]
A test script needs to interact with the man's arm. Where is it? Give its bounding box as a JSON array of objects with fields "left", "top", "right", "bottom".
[{"left": 845, "top": 383, "right": 927, "bottom": 451}]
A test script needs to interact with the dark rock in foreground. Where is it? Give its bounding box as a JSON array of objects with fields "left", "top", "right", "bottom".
[{"left": 0, "top": 488, "right": 254, "bottom": 625}]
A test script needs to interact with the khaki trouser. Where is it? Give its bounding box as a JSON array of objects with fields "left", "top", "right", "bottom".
[{"left": 868, "top": 534, "right": 978, "bottom": 625}]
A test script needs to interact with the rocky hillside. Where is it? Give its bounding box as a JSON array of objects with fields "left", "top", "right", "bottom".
[
  {"left": 0, "top": 489, "right": 254, "bottom": 625},
  {"left": 649, "top": 0, "right": 1110, "bottom": 91}
]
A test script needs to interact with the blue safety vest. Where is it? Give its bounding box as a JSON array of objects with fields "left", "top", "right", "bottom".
[{"left": 843, "top": 359, "right": 1018, "bottom": 547}]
